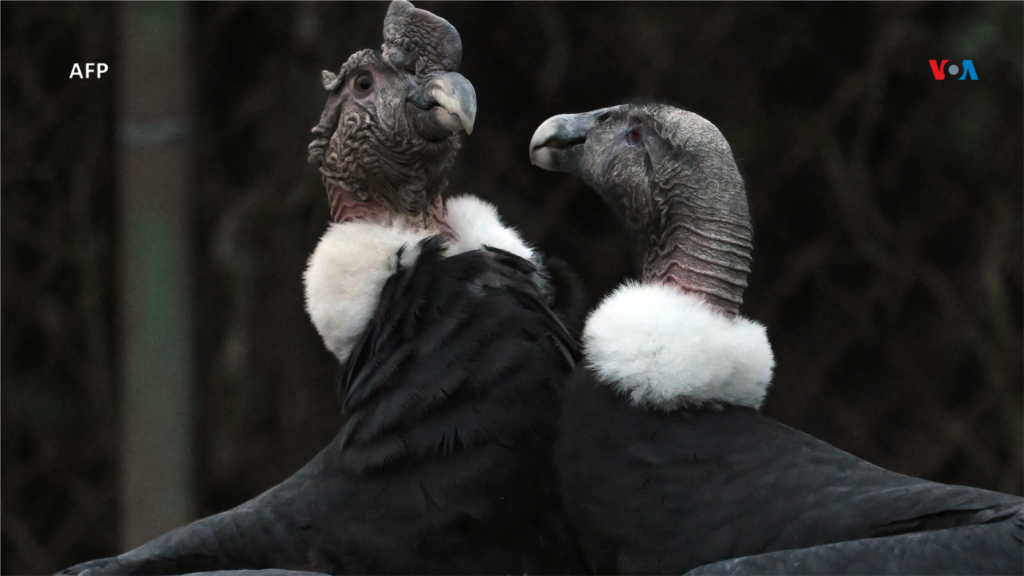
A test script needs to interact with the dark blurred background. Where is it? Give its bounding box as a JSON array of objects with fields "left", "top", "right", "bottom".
[{"left": 3, "top": 2, "right": 1021, "bottom": 574}]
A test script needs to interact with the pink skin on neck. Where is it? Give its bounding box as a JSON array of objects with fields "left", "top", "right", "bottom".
[
  {"left": 329, "top": 186, "right": 389, "bottom": 223},
  {"left": 649, "top": 269, "right": 740, "bottom": 318},
  {"left": 327, "top": 185, "right": 455, "bottom": 239}
]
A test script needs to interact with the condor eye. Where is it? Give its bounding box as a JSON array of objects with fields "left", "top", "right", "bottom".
[
  {"left": 628, "top": 121, "right": 644, "bottom": 145},
  {"left": 354, "top": 73, "right": 374, "bottom": 94}
]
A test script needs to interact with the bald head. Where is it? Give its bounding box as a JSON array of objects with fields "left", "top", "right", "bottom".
[
  {"left": 531, "top": 103, "right": 752, "bottom": 315},
  {"left": 308, "top": 1, "right": 477, "bottom": 226}
]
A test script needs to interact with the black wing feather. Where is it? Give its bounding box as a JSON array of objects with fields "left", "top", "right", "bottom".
[
  {"left": 556, "top": 366, "right": 1024, "bottom": 575},
  {"left": 685, "top": 506, "right": 1024, "bottom": 575},
  {"left": 60, "top": 238, "right": 583, "bottom": 575}
]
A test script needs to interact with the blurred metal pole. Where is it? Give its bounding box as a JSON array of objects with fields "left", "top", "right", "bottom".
[{"left": 117, "top": 2, "right": 195, "bottom": 549}]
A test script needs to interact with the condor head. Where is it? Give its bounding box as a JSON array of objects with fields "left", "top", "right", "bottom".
[{"left": 309, "top": 0, "right": 477, "bottom": 227}]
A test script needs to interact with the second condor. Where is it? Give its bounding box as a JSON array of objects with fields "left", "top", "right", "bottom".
[{"left": 530, "top": 103, "right": 1023, "bottom": 575}]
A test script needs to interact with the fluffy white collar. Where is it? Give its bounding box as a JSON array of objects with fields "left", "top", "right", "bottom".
[
  {"left": 583, "top": 282, "right": 774, "bottom": 410},
  {"left": 303, "top": 195, "right": 534, "bottom": 363}
]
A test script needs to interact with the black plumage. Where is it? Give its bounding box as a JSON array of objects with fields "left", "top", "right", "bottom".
[
  {"left": 559, "top": 374, "right": 1021, "bottom": 574},
  {"left": 62, "top": 242, "right": 582, "bottom": 575},
  {"left": 688, "top": 508, "right": 1023, "bottom": 575},
  {"left": 312, "top": 239, "right": 581, "bottom": 574},
  {"left": 529, "top": 102, "right": 1024, "bottom": 575}
]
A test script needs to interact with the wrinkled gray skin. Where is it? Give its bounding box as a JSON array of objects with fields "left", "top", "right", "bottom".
[
  {"left": 530, "top": 104, "right": 752, "bottom": 316},
  {"left": 382, "top": 0, "right": 462, "bottom": 74},
  {"left": 308, "top": 0, "right": 476, "bottom": 227}
]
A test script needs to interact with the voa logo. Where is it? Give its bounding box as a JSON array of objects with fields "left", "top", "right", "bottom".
[{"left": 929, "top": 60, "right": 978, "bottom": 80}]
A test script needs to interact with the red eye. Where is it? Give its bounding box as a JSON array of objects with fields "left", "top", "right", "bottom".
[{"left": 628, "top": 122, "right": 644, "bottom": 144}]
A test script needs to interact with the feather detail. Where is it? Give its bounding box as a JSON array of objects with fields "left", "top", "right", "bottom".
[
  {"left": 304, "top": 195, "right": 535, "bottom": 363},
  {"left": 583, "top": 281, "right": 774, "bottom": 409},
  {"left": 444, "top": 195, "right": 534, "bottom": 261},
  {"left": 304, "top": 221, "right": 429, "bottom": 363}
]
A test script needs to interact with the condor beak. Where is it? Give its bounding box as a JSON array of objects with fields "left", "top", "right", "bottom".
[
  {"left": 529, "top": 107, "right": 616, "bottom": 174},
  {"left": 409, "top": 71, "right": 477, "bottom": 141},
  {"left": 425, "top": 72, "right": 476, "bottom": 135}
]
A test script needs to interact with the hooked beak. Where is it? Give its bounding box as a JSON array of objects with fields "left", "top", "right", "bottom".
[
  {"left": 409, "top": 71, "right": 477, "bottom": 141},
  {"left": 529, "top": 107, "right": 616, "bottom": 174}
]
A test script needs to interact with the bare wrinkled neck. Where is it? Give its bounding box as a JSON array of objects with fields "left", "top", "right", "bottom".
[
  {"left": 642, "top": 197, "right": 752, "bottom": 318},
  {"left": 327, "top": 184, "right": 453, "bottom": 240}
]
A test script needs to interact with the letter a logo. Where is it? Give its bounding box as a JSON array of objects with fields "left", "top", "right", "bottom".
[{"left": 958, "top": 60, "right": 978, "bottom": 80}]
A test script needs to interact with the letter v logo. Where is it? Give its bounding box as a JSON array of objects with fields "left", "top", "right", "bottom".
[{"left": 929, "top": 60, "right": 949, "bottom": 80}]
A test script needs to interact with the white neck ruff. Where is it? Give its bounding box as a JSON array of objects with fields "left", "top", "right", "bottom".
[
  {"left": 303, "top": 195, "right": 534, "bottom": 363},
  {"left": 583, "top": 282, "right": 774, "bottom": 410}
]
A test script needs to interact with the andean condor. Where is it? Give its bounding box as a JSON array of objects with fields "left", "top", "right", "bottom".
[
  {"left": 529, "top": 103, "right": 1024, "bottom": 575},
  {"left": 58, "top": 2, "right": 582, "bottom": 574}
]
